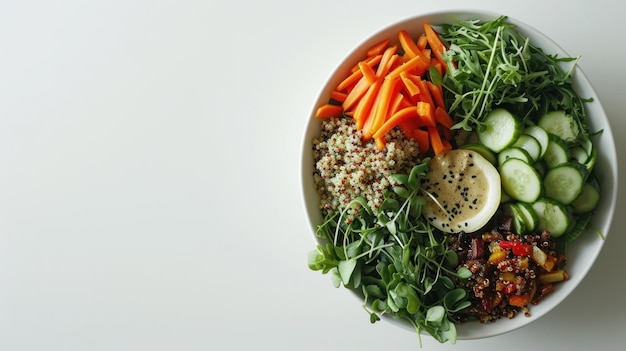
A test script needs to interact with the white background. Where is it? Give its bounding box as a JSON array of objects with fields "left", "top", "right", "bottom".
[{"left": 0, "top": 1, "right": 624, "bottom": 350}]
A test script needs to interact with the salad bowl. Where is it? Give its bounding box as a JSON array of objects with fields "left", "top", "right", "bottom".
[{"left": 300, "top": 9, "right": 617, "bottom": 341}]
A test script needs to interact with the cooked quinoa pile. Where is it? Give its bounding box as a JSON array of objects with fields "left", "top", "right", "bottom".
[{"left": 312, "top": 117, "right": 421, "bottom": 214}]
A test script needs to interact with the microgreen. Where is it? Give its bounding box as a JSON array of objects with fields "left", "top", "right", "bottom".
[
  {"left": 308, "top": 161, "right": 471, "bottom": 345},
  {"left": 437, "top": 16, "right": 593, "bottom": 144}
]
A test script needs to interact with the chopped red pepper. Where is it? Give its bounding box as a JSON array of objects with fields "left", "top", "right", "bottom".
[{"left": 498, "top": 240, "right": 532, "bottom": 257}]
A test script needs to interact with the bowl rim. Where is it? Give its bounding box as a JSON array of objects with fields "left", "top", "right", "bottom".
[{"left": 300, "top": 8, "right": 618, "bottom": 340}]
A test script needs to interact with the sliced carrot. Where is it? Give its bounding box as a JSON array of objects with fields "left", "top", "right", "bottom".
[
  {"left": 414, "top": 77, "right": 435, "bottom": 107},
  {"left": 358, "top": 61, "right": 377, "bottom": 84},
  {"left": 416, "top": 101, "right": 435, "bottom": 127},
  {"left": 367, "top": 38, "right": 391, "bottom": 57},
  {"left": 398, "top": 30, "right": 420, "bottom": 58},
  {"left": 389, "top": 89, "right": 412, "bottom": 115},
  {"left": 374, "top": 136, "right": 386, "bottom": 150},
  {"left": 385, "top": 52, "right": 430, "bottom": 81},
  {"left": 424, "top": 23, "right": 447, "bottom": 70},
  {"left": 342, "top": 75, "right": 371, "bottom": 111},
  {"left": 398, "top": 119, "right": 420, "bottom": 139},
  {"left": 400, "top": 72, "right": 421, "bottom": 98},
  {"left": 434, "top": 106, "right": 455, "bottom": 129},
  {"left": 354, "top": 80, "right": 382, "bottom": 130},
  {"left": 375, "top": 45, "right": 399, "bottom": 77},
  {"left": 416, "top": 34, "right": 428, "bottom": 50},
  {"left": 428, "top": 125, "right": 450, "bottom": 156},
  {"left": 366, "top": 77, "right": 401, "bottom": 139},
  {"left": 413, "top": 128, "right": 430, "bottom": 154},
  {"left": 427, "top": 81, "right": 445, "bottom": 109},
  {"left": 371, "top": 106, "right": 418, "bottom": 140},
  {"left": 315, "top": 103, "right": 344, "bottom": 118},
  {"left": 330, "top": 90, "right": 347, "bottom": 103},
  {"left": 340, "top": 55, "right": 382, "bottom": 90}
]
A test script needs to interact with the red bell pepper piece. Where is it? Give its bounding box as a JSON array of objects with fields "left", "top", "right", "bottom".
[{"left": 499, "top": 240, "right": 532, "bottom": 257}]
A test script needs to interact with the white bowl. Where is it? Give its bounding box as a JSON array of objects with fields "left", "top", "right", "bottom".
[{"left": 300, "top": 9, "right": 617, "bottom": 340}]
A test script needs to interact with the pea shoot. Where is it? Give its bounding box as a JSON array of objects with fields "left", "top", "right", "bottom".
[{"left": 308, "top": 161, "right": 472, "bottom": 345}]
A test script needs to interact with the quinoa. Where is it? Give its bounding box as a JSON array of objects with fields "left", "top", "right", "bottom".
[{"left": 312, "top": 117, "right": 421, "bottom": 214}]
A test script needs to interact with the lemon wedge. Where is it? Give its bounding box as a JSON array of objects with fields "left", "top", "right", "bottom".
[{"left": 421, "top": 149, "right": 501, "bottom": 234}]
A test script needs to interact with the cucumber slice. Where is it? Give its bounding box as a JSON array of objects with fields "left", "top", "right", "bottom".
[
  {"left": 498, "top": 147, "right": 532, "bottom": 167},
  {"left": 559, "top": 211, "right": 592, "bottom": 242},
  {"left": 499, "top": 158, "right": 542, "bottom": 203},
  {"left": 516, "top": 202, "right": 539, "bottom": 232},
  {"left": 477, "top": 108, "right": 522, "bottom": 153},
  {"left": 461, "top": 143, "right": 497, "bottom": 165},
  {"left": 569, "top": 145, "right": 588, "bottom": 164},
  {"left": 570, "top": 181, "right": 600, "bottom": 213},
  {"left": 532, "top": 198, "right": 571, "bottom": 237},
  {"left": 538, "top": 110, "right": 580, "bottom": 142},
  {"left": 544, "top": 163, "right": 585, "bottom": 205},
  {"left": 513, "top": 134, "right": 542, "bottom": 162},
  {"left": 501, "top": 203, "right": 527, "bottom": 234},
  {"left": 583, "top": 145, "right": 597, "bottom": 172},
  {"left": 523, "top": 125, "right": 549, "bottom": 158},
  {"left": 542, "top": 134, "right": 569, "bottom": 168}
]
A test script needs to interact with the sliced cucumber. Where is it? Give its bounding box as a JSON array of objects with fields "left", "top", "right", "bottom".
[
  {"left": 516, "top": 202, "right": 539, "bottom": 232},
  {"left": 538, "top": 110, "right": 580, "bottom": 142},
  {"left": 559, "top": 211, "right": 592, "bottom": 242},
  {"left": 544, "top": 163, "right": 585, "bottom": 205},
  {"left": 569, "top": 181, "right": 600, "bottom": 213},
  {"left": 542, "top": 134, "right": 569, "bottom": 168},
  {"left": 477, "top": 108, "right": 522, "bottom": 153},
  {"left": 499, "top": 158, "right": 542, "bottom": 203},
  {"left": 523, "top": 125, "right": 549, "bottom": 158},
  {"left": 532, "top": 198, "right": 570, "bottom": 237},
  {"left": 501, "top": 203, "right": 526, "bottom": 234},
  {"left": 512, "top": 134, "right": 542, "bottom": 162},
  {"left": 498, "top": 147, "right": 532, "bottom": 167},
  {"left": 461, "top": 143, "right": 497, "bottom": 165}
]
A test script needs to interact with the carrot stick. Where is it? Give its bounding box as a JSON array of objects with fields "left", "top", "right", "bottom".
[
  {"left": 398, "top": 30, "right": 420, "bottom": 58},
  {"left": 365, "top": 77, "right": 401, "bottom": 139},
  {"left": 390, "top": 90, "right": 412, "bottom": 115},
  {"left": 375, "top": 45, "right": 398, "bottom": 77},
  {"left": 342, "top": 75, "right": 371, "bottom": 111},
  {"left": 400, "top": 72, "right": 421, "bottom": 98},
  {"left": 367, "top": 38, "right": 390, "bottom": 57},
  {"left": 371, "top": 106, "right": 418, "bottom": 140},
  {"left": 340, "top": 55, "right": 382, "bottom": 90},
  {"left": 416, "top": 34, "right": 428, "bottom": 50},
  {"left": 414, "top": 76, "right": 435, "bottom": 107},
  {"left": 315, "top": 103, "right": 344, "bottom": 118},
  {"left": 354, "top": 79, "right": 382, "bottom": 130},
  {"left": 358, "top": 61, "right": 377, "bottom": 84},
  {"left": 428, "top": 125, "right": 448, "bottom": 156},
  {"left": 330, "top": 90, "right": 347, "bottom": 103},
  {"left": 413, "top": 128, "right": 430, "bottom": 154},
  {"left": 424, "top": 23, "right": 448, "bottom": 70},
  {"left": 385, "top": 52, "right": 430, "bottom": 81},
  {"left": 434, "top": 106, "right": 455, "bottom": 129},
  {"left": 416, "top": 101, "right": 435, "bottom": 127},
  {"left": 427, "top": 81, "right": 445, "bottom": 109}
]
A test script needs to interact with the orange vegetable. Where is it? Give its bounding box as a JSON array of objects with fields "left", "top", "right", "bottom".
[
  {"left": 367, "top": 38, "right": 391, "bottom": 57},
  {"left": 372, "top": 106, "right": 418, "bottom": 141},
  {"left": 358, "top": 61, "right": 378, "bottom": 84},
  {"left": 412, "top": 128, "right": 430, "bottom": 154},
  {"left": 385, "top": 52, "right": 430, "bottom": 81},
  {"left": 315, "top": 103, "right": 344, "bottom": 118},
  {"left": 416, "top": 33, "right": 428, "bottom": 50},
  {"left": 398, "top": 30, "right": 420, "bottom": 58},
  {"left": 330, "top": 90, "right": 347, "bottom": 103},
  {"left": 340, "top": 55, "right": 382, "bottom": 91},
  {"left": 428, "top": 125, "right": 451, "bottom": 156},
  {"left": 424, "top": 23, "right": 448, "bottom": 70},
  {"left": 400, "top": 72, "right": 421, "bottom": 98},
  {"left": 508, "top": 294, "right": 531, "bottom": 307},
  {"left": 434, "top": 106, "right": 454, "bottom": 129},
  {"left": 366, "top": 78, "right": 401, "bottom": 140},
  {"left": 416, "top": 101, "right": 435, "bottom": 127},
  {"left": 427, "top": 81, "right": 445, "bottom": 109}
]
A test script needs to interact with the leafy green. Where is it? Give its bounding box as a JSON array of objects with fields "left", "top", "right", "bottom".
[
  {"left": 308, "top": 161, "right": 471, "bottom": 345},
  {"left": 436, "top": 16, "right": 593, "bottom": 143}
]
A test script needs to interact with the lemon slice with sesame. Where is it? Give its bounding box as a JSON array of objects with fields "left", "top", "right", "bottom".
[{"left": 421, "top": 149, "right": 501, "bottom": 234}]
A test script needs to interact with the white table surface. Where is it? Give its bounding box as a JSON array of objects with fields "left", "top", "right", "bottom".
[{"left": 1, "top": 1, "right": 624, "bottom": 350}]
